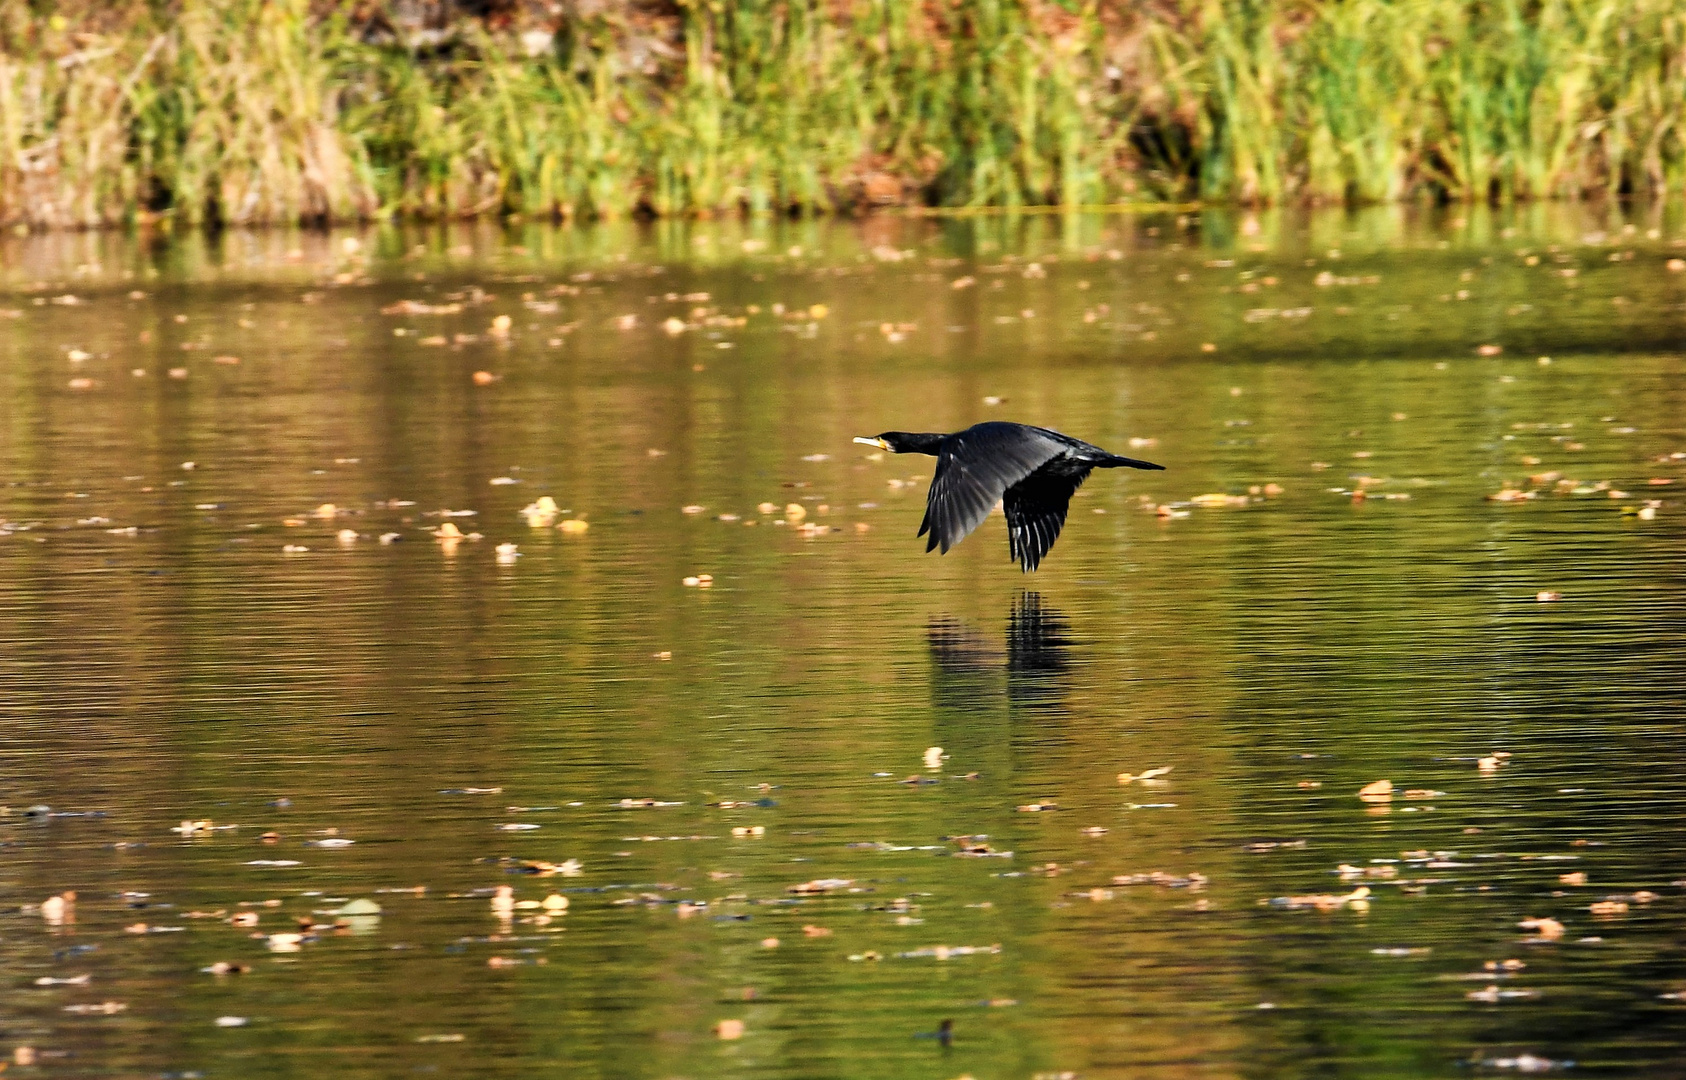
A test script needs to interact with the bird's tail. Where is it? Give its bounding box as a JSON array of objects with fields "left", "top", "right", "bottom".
[{"left": 1098, "top": 454, "right": 1165, "bottom": 470}]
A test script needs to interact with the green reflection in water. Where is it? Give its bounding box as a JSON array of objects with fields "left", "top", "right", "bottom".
[{"left": 1, "top": 206, "right": 1684, "bottom": 1079}]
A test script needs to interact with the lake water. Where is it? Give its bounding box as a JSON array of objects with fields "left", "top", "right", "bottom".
[{"left": 2, "top": 207, "right": 1684, "bottom": 1079}]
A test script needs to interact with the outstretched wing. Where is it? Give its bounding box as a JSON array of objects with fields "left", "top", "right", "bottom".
[
  {"left": 919, "top": 427, "right": 1065, "bottom": 554},
  {"left": 1004, "top": 463, "right": 1090, "bottom": 572}
]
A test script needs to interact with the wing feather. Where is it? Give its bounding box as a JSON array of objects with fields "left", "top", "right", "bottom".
[
  {"left": 921, "top": 428, "right": 1065, "bottom": 554},
  {"left": 1003, "top": 463, "right": 1089, "bottom": 572}
]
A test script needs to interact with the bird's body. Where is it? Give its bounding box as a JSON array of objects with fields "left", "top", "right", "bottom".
[{"left": 855, "top": 422, "right": 1164, "bottom": 571}]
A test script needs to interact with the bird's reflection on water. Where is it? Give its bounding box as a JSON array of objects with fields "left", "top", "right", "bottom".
[
  {"left": 927, "top": 593, "right": 1076, "bottom": 768},
  {"left": 927, "top": 592, "right": 1072, "bottom": 682},
  {"left": 1004, "top": 591, "right": 1071, "bottom": 689}
]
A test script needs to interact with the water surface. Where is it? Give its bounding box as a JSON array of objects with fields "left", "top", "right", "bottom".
[{"left": 2, "top": 207, "right": 1684, "bottom": 1078}]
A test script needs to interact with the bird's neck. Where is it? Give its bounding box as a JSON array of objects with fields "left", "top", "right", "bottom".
[{"left": 894, "top": 432, "right": 947, "bottom": 455}]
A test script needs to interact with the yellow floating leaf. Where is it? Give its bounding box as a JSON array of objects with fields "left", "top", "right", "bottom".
[{"left": 1357, "top": 779, "right": 1393, "bottom": 801}]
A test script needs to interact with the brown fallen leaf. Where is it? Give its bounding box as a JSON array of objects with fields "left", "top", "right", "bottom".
[
  {"left": 40, "top": 892, "right": 75, "bottom": 922},
  {"left": 204, "top": 961, "right": 252, "bottom": 975},
  {"left": 382, "top": 300, "right": 464, "bottom": 316},
  {"left": 1518, "top": 916, "right": 1564, "bottom": 939},
  {"left": 1357, "top": 779, "right": 1394, "bottom": 802},
  {"left": 1267, "top": 886, "right": 1371, "bottom": 911}
]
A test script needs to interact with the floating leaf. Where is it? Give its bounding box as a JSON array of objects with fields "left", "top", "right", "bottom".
[
  {"left": 333, "top": 898, "right": 382, "bottom": 916},
  {"left": 1357, "top": 779, "right": 1394, "bottom": 802}
]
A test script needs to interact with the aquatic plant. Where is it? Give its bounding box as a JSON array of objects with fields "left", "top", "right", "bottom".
[{"left": 3, "top": 0, "right": 1686, "bottom": 227}]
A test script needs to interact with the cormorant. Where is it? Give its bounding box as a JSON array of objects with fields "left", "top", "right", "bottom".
[{"left": 854, "top": 421, "right": 1164, "bottom": 571}]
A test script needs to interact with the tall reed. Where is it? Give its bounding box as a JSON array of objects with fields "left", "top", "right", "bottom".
[{"left": 2, "top": 0, "right": 1685, "bottom": 228}]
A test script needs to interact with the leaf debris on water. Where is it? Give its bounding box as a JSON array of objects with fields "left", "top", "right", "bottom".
[
  {"left": 1113, "top": 871, "right": 1208, "bottom": 888},
  {"left": 1357, "top": 779, "right": 1394, "bottom": 802},
  {"left": 895, "top": 944, "right": 1002, "bottom": 960},
  {"left": 1480, "top": 1054, "right": 1571, "bottom": 1072},
  {"left": 1518, "top": 917, "right": 1566, "bottom": 940},
  {"left": 63, "top": 1001, "right": 128, "bottom": 1015},
  {"left": 1262, "top": 886, "right": 1371, "bottom": 911},
  {"left": 1468, "top": 985, "right": 1539, "bottom": 1002}
]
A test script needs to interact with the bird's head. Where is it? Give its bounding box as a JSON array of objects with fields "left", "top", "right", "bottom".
[{"left": 853, "top": 431, "right": 945, "bottom": 455}]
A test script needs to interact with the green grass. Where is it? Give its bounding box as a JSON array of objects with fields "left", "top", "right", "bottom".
[{"left": 2, "top": 0, "right": 1685, "bottom": 227}]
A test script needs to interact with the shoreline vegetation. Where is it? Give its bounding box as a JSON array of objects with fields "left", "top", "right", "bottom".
[{"left": 3, "top": 0, "right": 1686, "bottom": 231}]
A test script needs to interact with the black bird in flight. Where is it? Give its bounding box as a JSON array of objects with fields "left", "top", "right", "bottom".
[{"left": 855, "top": 421, "right": 1164, "bottom": 572}]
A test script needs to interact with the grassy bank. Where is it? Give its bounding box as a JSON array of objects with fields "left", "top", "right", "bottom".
[{"left": 3, "top": 0, "right": 1686, "bottom": 228}]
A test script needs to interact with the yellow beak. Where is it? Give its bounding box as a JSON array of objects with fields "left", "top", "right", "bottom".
[{"left": 853, "top": 436, "right": 890, "bottom": 450}]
